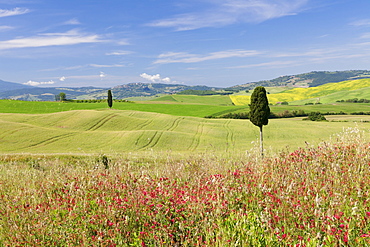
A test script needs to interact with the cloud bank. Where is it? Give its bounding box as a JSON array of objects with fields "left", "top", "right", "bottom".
[{"left": 24, "top": 80, "right": 55, "bottom": 86}]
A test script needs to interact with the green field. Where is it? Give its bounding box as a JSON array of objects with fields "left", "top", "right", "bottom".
[
  {"left": 0, "top": 109, "right": 369, "bottom": 154},
  {"left": 151, "top": 94, "right": 233, "bottom": 105},
  {"left": 0, "top": 99, "right": 241, "bottom": 117},
  {"left": 1, "top": 86, "right": 370, "bottom": 246}
]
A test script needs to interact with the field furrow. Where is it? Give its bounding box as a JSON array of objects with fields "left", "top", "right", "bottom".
[
  {"left": 167, "top": 117, "right": 183, "bottom": 132},
  {"left": 224, "top": 120, "right": 235, "bottom": 151},
  {"left": 135, "top": 119, "right": 154, "bottom": 130},
  {"left": 0, "top": 126, "right": 32, "bottom": 139},
  {"left": 189, "top": 122, "right": 205, "bottom": 151},
  {"left": 138, "top": 131, "right": 165, "bottom": 150},
  {"left": 86, "top": 114, "right": 117, "bottom": 131},
  {"left": 22, "top": 133, "right": 76, "bottom": 149}
]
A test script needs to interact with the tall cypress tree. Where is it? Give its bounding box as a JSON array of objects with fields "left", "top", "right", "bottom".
[
  {"left": 249, "top": 86, "right": 270, "bottom": 157},
  {"left": 107, "top": 90, "right": 113, "bottom": 109}
]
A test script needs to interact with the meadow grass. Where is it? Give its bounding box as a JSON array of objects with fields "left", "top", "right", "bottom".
[
  {"left": 1, "top": 110, "right": 369, "bottom": 154},
  {"left": 0, "top": 127, "right": 369, "bottom": 246},
  {"left": 0, "top": 99, "right": 240, "bottom": 117},
  {"left": 151, "top": 94, "right": 234, "bottom": 106}
]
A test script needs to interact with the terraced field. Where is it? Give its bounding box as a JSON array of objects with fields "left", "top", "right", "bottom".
[{"left": 1, "top": 110, "right": 369, "bottom": 154}]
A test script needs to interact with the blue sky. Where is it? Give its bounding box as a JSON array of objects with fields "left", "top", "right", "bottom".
[{"left": 1, "top": 0, "right": 370, "bottom": 88}]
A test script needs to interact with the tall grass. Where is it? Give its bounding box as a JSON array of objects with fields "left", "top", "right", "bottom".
[{"left": 0, "top": 128, "right": 369, "bottom": 246}]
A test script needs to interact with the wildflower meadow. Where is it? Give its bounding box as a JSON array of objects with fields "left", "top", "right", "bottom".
[{"left": 0, "top": 128, "right": 369, "bottom": 246}]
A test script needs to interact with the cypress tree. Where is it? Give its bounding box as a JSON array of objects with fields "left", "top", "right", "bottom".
[
  {"left": 249, "top": 86, "right": 270, "bottom": 157},
  {"left": 107, "top": 90, "right": 113, "bottom": 108}
]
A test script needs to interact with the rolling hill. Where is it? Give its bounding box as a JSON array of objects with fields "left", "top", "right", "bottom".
[
  {"left": 0, "top": 79, "right": 34, "bottom": 92},
  {"left": 231, "top": 70, "right": 370, "bottom": 90},
  {"left": 0, "top": 82, "right": 219, "bottom": 101},
  {"left": 1, "top": 109, "right": 369, "bottom": 154},
  {"left": 230, "top": 78, "right": 370, "bottom": 105},
  {"left": 2, "top": 70, "right": 370, "bottom": 101}
]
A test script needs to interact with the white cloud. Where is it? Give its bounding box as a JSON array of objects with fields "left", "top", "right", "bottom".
[
  {"left": 64, "top": 18, "right": 81, "bottom": 25},
  {"left": 24, "top": 80, "right": 55, "bottom": 86},
  {"left": 148, "top": 0, "right": 308, "bottom": 30},
  {"left": 0, "top": 7, "right": 29, "bottom": 18},
  {"left": 162, "top": 77, "right": 171, "bottom": 83},
  {"left": 59, "top": 76, "right": 66, "bottom": 82},
  {"left": 350, "top": 19, "right": 370, "bottom": 27},
  {"left": 0, "top": 25, "right": 13, "bottom": 31},
  {"left": 0, "top": 29, "right": 103, "bottom": 50},
  {"left": 360, "top": 33, "right": 370, "bottom": 39},
  {"left": 100, "top": 72, "right": 106, "bottom": 78},
  {"left": 90, "top": 64, "right": 125, "bottom": 68},
  {"left": 140, "top": 73, "right": 172, "bottom": 83},
  {"left": 154, "top": 49, "right": 262, "bottom": 64},
  {"left": 106, "top": 50, "right": 132, "bottom": 56}
]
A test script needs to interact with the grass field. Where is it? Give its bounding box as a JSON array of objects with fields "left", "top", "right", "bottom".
[
  {"left": 0, "top": 109, "right": 369, "bottom": 154},
  {"left": 151, "top": 94, "right": 233, "bottom": 105},
  {"left": 0, "top": 129, "right": 369, "bottom": 246},
  {"left": 0, "top": 93, "right": 370, "bottom": 246},
  {"left": 0, "top": 99, "right": 241, "bottom": 117}
]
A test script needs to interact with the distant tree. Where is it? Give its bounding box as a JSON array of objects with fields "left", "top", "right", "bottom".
[
  {"left": 107, "top": 90, "right": 113, "bottom": 108},
  {"left": 58, "top": 92, "right": 66, "bottom": 101},
  {"left": 249, "top": 86, "right": 270, "bottom": 157},
  {"left": 303, "top": 112, "right": 327, "bottom": 121}
]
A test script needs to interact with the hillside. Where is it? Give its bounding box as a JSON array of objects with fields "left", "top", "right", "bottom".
[
  {"left": 0, "top": 80, "right": 34, "bottom": 92},
  {"left": 230, "top": 70, "right": 370, "bottom": 90},
  {"left": 2, "top": 70, "right": 370, "bottom": 101},
  {"left": 0, "top": 82, "right": 219, "bottom": 101},
  {"left": 231, "top": 78, "right": 370, "bottom": 105},
  {"left": 1, "top": 110, "right": 369, "bottom": 154}
]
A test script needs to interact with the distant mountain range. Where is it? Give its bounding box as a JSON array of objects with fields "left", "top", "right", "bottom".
[
  {"left": 0, "top": 79, "right": 34, "bottom": 92},
  {"left": 1, "top": 70, "right": 370, "bottom": 101}
]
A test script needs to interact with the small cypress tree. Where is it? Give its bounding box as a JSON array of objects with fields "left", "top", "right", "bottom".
[
  {"left": 249, "top": 86, "right": 270, "bottom": 157},
  {"left": 107, "top": 90, "right": 113, "bottom": 108}
]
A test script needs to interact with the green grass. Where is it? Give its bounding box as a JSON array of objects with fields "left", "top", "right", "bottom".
[
  {"left": 292, "top": 87, "right": 370, "bottom": 104},
  {"left": 208, "top": 103, "right": 370, "bottom": 118},
  {"left": 0, "top": 100, "right": 240, "bottom": 117},
  {"left": 151, "top": 94, "right": 234, "bottom": 105},
  {"left": 1, "top": 109, "right": 369, "bottom": 154}
]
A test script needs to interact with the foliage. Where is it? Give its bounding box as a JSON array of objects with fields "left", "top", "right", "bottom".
[
  {"left": 249, "top": 86, "right": 270, "bottom": 128},
  {"left": 0, "top": 129, "right": 369, "bottom": 246},
  {"left": 58, "top": 92, "right": 66, "bottom": 101},
  {"left": 303, "top": 112, "right": 327, "bottom": 121},
  {"left": 337, "top": 98, "right": 370, "bottom": 103},
  {"left": 107, "top": 90, "right": 113, "bottom": 108}
]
